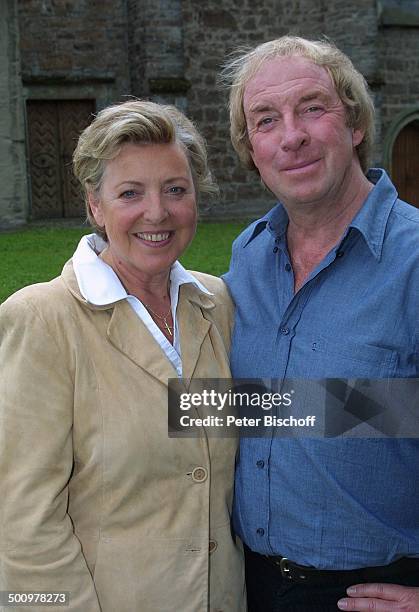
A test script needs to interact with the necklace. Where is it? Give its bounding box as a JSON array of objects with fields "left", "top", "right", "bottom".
[{"left": 144, "top": 304, "right": 173, "bottom": 337}]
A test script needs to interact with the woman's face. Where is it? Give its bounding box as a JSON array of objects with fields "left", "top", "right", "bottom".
[{"left": 89, "top": 142, "right": 197, "bottom": 286}]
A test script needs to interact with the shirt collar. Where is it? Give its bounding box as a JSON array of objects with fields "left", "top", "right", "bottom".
[
  {"left": 72, "top": 233, "right": 211, "bottom": 307},
  {"left": 243, "top": 204, "right": 288, "bottom": 247},
  {"left": 243, "top": 169, "right": 398, "bottom": 260},
  {"left": 347, "top": 168, "right": 398, "bottom": 260}
]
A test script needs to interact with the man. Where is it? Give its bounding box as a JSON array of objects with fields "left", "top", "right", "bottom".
[{"left": 222, "top": 36, "right": 419, "bottom": 611}]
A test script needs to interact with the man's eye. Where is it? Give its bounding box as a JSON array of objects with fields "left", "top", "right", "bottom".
[
  {"left": 256, "top": 117, "right": 276, "bottom": 132},
  {"left": 305, "top": 106, "right": 323, "bottom": 114}
]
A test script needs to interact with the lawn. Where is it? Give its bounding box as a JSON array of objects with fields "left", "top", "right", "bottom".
[{"left": 0, "top": 222, "right": 248, "bottom": 303}]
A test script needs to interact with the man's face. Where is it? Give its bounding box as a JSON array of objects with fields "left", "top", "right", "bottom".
[{"left": 243, "top": 55, "right": 364, "bottom": 210}]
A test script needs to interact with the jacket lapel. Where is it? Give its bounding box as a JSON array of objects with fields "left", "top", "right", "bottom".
[
  {"left": 107, "top": 300, "right": 178, "bottom": 385},
  {"left": 62, "top": 259, "right": 216, "bottom": 384},
  {"left": 177, "top": 283, "right": 214, "bottom": 381}
]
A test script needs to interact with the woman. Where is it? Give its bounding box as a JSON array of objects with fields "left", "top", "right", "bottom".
[{"left": 0, "top": 101, "right": 245, "bottom": 611}]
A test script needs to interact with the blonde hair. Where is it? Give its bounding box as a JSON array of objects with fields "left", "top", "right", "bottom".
[
  {"left": 73, "top": 99, "right": 217, "bottom": 239},
  {"left": 221, "top": 36, "right": 375, "bottom": 174}
]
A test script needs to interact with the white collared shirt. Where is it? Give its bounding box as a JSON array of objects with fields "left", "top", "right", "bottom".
[{"left": 72, "top": 234, "right": 212, "bottom": 377}]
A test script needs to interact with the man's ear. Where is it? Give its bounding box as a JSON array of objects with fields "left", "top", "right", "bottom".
[
  {"left": 352, "top": 127, "right": 364, "bottom": 148},
  {"left": 87, "top": 191, "right": 104, "bottom": 227}
]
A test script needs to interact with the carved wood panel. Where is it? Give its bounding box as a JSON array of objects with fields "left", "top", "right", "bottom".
[
  {"left": 27, "top": 101, "right": 61, "bottom": 219},
  {"left": 27, "top": 99, "right": 95, "bottom": 219}
]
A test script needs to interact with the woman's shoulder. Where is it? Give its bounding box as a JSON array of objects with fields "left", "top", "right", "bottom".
[
  {"left": 187, "top": 271, "right": 232, "bottom": 306},
  {"left": 0, "top": 265, "right": 90, "bottom": 362},
  {"left": 187, "top": 272, "right": 234, "bottom": 346},
  {"left": 1, "top": 275, "right": 67, "bottom": 312},
  {"left": 0, "top": 263, "right": 82, "bottom": 328},
  {"left": 1, "top": 258, "right": 85, "bottom": 308}
]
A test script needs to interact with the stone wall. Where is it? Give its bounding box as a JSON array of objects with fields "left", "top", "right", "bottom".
[
  {"left": 2, "top": 0, "right": 419, "bottom": 227},
  {"left": 17, "top": 0, "right": 130, "bottom": 101},
  {"left": 127, "top": 0, "right": 188, "bottom": 110},
  {"left": 379, "top": 22, "right": 419, "bottom": 167},
  {"left": 0, "top": 0, "right": 28, "bottom": 229}
]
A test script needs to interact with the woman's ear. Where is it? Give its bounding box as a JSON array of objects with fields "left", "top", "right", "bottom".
[{"left": 87, "top": 191, "right": 104, "bottom": 227}]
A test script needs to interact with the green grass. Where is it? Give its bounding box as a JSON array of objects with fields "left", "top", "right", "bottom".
[{"left": 0, "top": 222, "right": 247, "bottom": 303}]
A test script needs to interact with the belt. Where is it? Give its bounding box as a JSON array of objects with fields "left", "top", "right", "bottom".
[{"left": 263, "top": 554, "right": 419, "bottom": 585}]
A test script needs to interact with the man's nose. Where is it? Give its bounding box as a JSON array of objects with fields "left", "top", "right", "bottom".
[
  {"left": 280, "top": 116, "right": 309, "bottom": 152},
  {"left": 142, "top": 192, "right": 169, "bottom": 224}
]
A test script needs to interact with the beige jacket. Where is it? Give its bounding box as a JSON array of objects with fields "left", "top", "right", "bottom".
[{"left": 0, "top": 260, "right": 245, "bottom": 612}]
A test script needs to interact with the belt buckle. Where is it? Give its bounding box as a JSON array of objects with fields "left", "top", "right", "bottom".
[
  {"left": 279, "top": 557, "right": 309, "bottom": 582},
  {"left": 279, "top": 557, "right": 293, "bottom": 580}
]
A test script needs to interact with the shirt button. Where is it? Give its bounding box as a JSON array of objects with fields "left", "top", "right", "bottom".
[
  {"left": 191, "top": 467, "right": 208, "bottom": 483},
  {"left": 256, "top": 528, "right": 265, "bottom": 536},
  {"left": 285, "top": 263, "right": 291, "bottom": 271},
  {"left": 280, "top": 327, "right": 290, "bottom": 335},
  {"left": 256, "top": 460, "right": 265, "bottom": 468},
  {"left": 209, "top": 539, "right": 218, "bottom": 554},
  {"left": 273, "top": 246, "right": 279, "bottom": 253}
]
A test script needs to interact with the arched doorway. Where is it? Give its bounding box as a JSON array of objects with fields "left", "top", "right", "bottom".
[{"left": 391, "top": 119, "right": 419, "bottom": 208}]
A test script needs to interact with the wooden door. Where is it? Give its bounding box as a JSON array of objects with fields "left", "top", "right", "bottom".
[
  {"left": 27, "top": 99, "right": 95, "bottom": 219},
  {"left": 391, "top": 120, "right": 419, "bottom": 208}
]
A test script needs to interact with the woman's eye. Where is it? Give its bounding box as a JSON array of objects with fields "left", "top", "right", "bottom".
[
  {"left": 120, "top": 190, "right": 137, "bottom": 199},
  {"left": 168, "top": 186, "right": 186, "bottom": 195}
]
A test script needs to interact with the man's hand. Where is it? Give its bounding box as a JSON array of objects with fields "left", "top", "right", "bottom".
[{"left": 337, "top": 584, "right": 419, "bottom": 611}]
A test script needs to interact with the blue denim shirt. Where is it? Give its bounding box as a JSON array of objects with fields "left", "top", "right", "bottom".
[{"left": 223, "top": 169, "right": 419, "bottom": 569}]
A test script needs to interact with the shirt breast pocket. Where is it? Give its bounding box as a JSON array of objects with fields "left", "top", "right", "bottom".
[{"left": 312, "top": 337, "right": 399, "bottom": 378}]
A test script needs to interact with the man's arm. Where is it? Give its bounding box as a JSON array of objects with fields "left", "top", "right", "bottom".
[{"left": 338, "top": 583, "right": 419, "bottom": 611}]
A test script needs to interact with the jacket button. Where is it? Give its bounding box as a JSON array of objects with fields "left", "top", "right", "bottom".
[
  {"left": 209, "top": 539, "right": 218, "bottom": 553},
  {"left": 191, "top": 467, "right": 208, "bottom": 482}
]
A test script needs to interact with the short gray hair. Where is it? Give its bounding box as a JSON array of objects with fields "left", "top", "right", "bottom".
[{"left": 73, "top": 99, "right": 217, "bottom": 239}]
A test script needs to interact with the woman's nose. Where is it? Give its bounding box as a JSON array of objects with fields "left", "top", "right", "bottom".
[{"left": 141, "top": 192, "right": 169, "bottom": 224}]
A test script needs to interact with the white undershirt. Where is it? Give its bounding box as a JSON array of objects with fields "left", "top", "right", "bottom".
[{"left": 72, "top": 234, "right": 212, "bottom": 377}]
